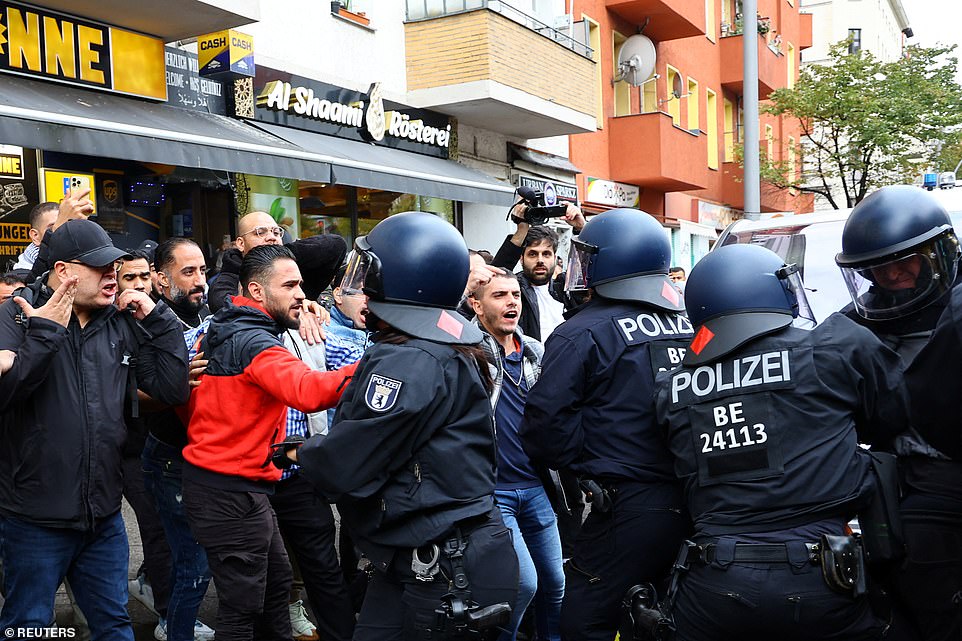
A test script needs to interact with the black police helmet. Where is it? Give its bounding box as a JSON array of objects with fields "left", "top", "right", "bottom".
[
  {"left": 566, "top": 208, "right": 683, "bottom": 311},
  {"left": 348, "top": 212, "right": 482, "bottom": 345},
  {"left": 837, "top": 185, "right": 953, "bottom": 265},
  {"left": 683, "top": 244, "right": 807, "bottom": 366},
  {"left": 836, "top": 185, "right": 959, "bottom": 320}
]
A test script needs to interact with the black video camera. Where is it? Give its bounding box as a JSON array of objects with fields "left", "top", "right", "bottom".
[
  {"left": 511, "top": 186, "right": 569, "bottom": 226},
  {"left": 433, "top": 593, "right": 512, "bottom": 640}
]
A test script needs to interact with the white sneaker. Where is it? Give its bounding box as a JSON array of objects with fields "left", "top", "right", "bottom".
[
  {"left": 154, "top": 618, "right": 216, "bottom": 641},
  {"left": 289, "top": 600, "right": 319, "bottom": 641},
  {"left": 128, "top": 573, "right": 158, "bottom": 616}
]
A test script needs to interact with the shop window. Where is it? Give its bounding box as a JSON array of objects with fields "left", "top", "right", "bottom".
[
  {"left": 707, "top": 89, "right": 719, "bottom": 169},
  {"left": 298, "top": 183, "right": 454, "bottom": 249},
  {"left": 723, "top": 98, "right": 735, "bottom": 161},
  {"left": 687, "top": 78, "right": 700, "bottom": 132},
  {"left": 613, "top": 31, "right": 631, "bottom": 117}
]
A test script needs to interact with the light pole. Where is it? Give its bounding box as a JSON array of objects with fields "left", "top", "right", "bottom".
[{"left": 742, "top": 0, "right": 760, "bottom": 217}]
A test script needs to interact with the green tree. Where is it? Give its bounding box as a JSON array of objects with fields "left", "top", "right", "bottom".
[
  {"left": 760, "top": 41, "right": 962, "bottom": 208},
  {"left": 930, "top": 128, "right": 962, "bottom": 174}
]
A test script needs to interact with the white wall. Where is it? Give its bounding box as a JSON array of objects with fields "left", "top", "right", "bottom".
[
  {"left": 242, "top": 0, "right": 408, "bottom": 99},
  {"left": 802, "top": 0, "right": 906, "bottom": 65}
]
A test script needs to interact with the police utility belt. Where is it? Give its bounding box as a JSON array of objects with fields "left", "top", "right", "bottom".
[
  {"left": 409, "top": 514, "right": 511, "bottom": 640},
  {"left": 682, "top": 534, "right": 868, "bottom": 596}
]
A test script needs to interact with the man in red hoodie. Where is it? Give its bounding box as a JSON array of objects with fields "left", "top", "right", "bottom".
[{"left": 182, "top": 244, "right": 357, "bottom": 641}]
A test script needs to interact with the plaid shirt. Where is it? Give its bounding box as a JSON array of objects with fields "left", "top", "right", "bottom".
[{"left": 281, "top": 330, "right": 364, "bottom": 480}]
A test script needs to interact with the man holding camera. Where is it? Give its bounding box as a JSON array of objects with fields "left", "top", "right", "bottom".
[{"left": 490, "top": 198, "right": 585, "bottom": 342}]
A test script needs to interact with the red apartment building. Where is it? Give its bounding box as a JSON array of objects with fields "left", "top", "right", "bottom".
[{"left": 569, "top": 0, "right": 815, "bottom": 267}]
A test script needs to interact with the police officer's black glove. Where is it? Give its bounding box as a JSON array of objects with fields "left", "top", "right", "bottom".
[{"left": 270, "top": 435, "right": 305, "bottom": 470}]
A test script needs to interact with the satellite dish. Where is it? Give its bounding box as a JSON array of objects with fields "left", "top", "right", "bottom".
[
  {"left": 671, "top": 73, "right": 683, "bottom": 99},
  {"left": 616, "top": 34, "right": 656, "bottom": 87}
]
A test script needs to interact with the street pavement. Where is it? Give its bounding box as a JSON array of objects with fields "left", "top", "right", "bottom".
[{"left": 47, "top": 500, "right": 220, "bottom": 641}]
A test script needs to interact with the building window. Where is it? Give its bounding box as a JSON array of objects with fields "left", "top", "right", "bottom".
[
  {"left": 848, "top": 28, "right": 861, "bottom": 54},
  {"left": 707, "top": 89, "right": 719, "bottom": 169},
  {"left": 642, "top": 77, "right": 657, "bottom": 113},
  {"left": 613, "top": 31, "right": 631, "bottom": 117},
  {"left": 788, "top": 135, "right": 797, "bottom": 184},
  {"left": 706, "top": 0, "right": 717, "bottom": 42},
  {"left": 585, "top": 15, "right": 603, "bottom": 128},
  {"left": 787, "top": 42, "right": 796, "bottom": 88},
  {"left": 666, "top": 66, "right": 682, "bottom": 127},
  {"left": 765, "top": 124, "right": 774, "bottom": 160},
  {"left": 723, "top": 98, "right": 735, "bottom": 161},
  {"left": 687, "top": 78, "right": 700, "bottom": 132}
]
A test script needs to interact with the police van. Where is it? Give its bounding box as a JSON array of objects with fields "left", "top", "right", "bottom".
[{"left": 715, "top": 187, "right": 962, "bottom": 323}]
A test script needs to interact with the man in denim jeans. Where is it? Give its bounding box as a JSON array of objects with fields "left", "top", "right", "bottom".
[
  {"left": 141, "top": 238, "right": 215, "bottom": 641},
  {"left": 0, "top": 212, "right": 189, "bottom": 640},
  {"left": 470, "top": 270, "right": 565, "bottom": 641}
]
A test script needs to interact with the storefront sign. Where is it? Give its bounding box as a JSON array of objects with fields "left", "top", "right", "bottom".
[
  {"left": 251, "top": 70, "right": 454, "bottom": 159},
  {"left": 0, "top": 1, "right": 166, "bottom": 100},
  {"left": 697, "top": 200, "right": 739, "bottom": 230},
  {"left": 584, "top": 177, "right": 640, "bottom": 208},
  {"left": 518, "top": 175, "right": 578, "bottom": 204},
  {"left": 0, "top": 145, "right": 23, "bottom": 179},
  {"left": 197, "top": 29, "right": 254, "bottom": 79},
  {"left": 0, "top": 222, "right": 31, "bottom": 259},
  {"left": 165, "top": 46, "right": 226, "bottom": 115}
]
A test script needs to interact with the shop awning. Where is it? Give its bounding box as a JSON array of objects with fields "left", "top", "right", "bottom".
[
  {"left": 253, "top": 122, "right": 516, "bottom": 207},
  {"left": 0, "top": 75, "right": 332, "bottom": 183}
]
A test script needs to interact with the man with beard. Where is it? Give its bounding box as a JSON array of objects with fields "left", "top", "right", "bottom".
[
  {"left": 490, "top": 207, "right": 585, "bottom": 343},
  {"left": 183, "top": 245, "right": 357, "bottom": 641},
  {"left": 140, "top": 238, "right": 216, "bottom": 641}
]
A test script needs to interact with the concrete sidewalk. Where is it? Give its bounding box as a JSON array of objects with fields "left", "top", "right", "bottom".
[{"left": 48, "top": 500, "right": 220, "bottom": 641}]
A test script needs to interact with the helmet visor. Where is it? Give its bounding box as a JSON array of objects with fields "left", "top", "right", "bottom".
[
  {"left": 838, "top": 234, "right": 959, "bottom": 320},
  {"left": 778, "top": 264, "right": 816, "bottom": 329},
  {"left": 565, "top": 239, "right": 597, "bottom": 293},
  {"left": 340, "top": 244, "right": 380, "bottom": 297}
]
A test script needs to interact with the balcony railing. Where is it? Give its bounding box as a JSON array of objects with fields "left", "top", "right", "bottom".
[{"left": 405, "top": 0, "right": 593, "bottom": 59}]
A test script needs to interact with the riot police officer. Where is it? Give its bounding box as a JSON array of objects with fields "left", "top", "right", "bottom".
[
  {"left": 519, "top": 208, "right": 692, "bottom": 641},
  {"left": 836, "top": 185, "right": 962, "bottom": 640},
  {"left": 655, "top": 243, "right": 910, "bottom": 641},
  {"left": 279, "top": 212, "right": 519, "bottom": 641}
]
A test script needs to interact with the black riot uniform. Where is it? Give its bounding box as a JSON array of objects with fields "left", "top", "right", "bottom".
[
  {"left": 289, "top": 212, "right": 518, "bottom": 641},
  {"left": 520, "top": 208, "right": 692, "bottom": 641},
  {"left": 656, "top": 244, "right": 910, "bottom": 641},
  {"left": 836, "top": 186, "right": 962, "bottom": 641}
]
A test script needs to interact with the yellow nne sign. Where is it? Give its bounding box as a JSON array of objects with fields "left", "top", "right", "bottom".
[{"left": 0, "top": 0, "right": 166, "bottom": 100}]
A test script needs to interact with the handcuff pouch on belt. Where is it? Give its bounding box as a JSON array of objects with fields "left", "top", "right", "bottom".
[
  {"left": 818, "top": 534, "right": 867, "bottom": 597},
  {"left": 414, "top": 527, "right": 511, "bottom": 640}
]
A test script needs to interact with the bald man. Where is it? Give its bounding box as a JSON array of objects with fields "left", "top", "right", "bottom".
[{"left": 208, "top": 212, "right": 346, "bottom": 312}]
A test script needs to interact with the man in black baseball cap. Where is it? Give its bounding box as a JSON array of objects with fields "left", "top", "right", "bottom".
[
  {"left": 46, "top": 219, "right": 131, "bottom": 326},
  {"left": 0, "top": 217, "right": 189, "bottom": 638}
]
